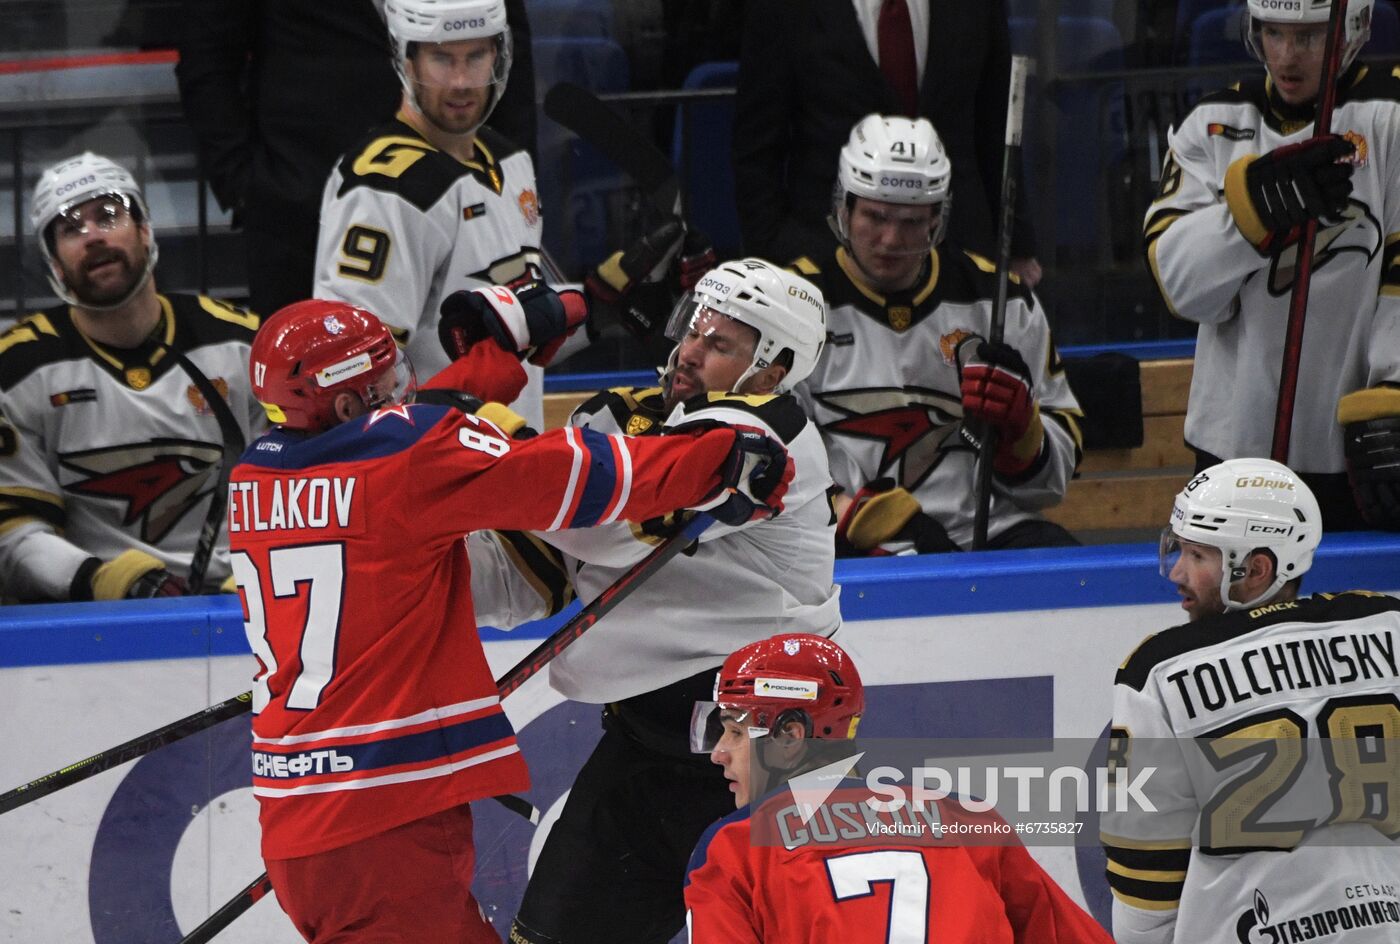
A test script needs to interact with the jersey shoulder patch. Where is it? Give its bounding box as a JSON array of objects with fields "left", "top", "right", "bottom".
[
  {"left": 674, "top": 391, "right": 809, "bottom": 444},
  {"left": 0, "top": 308, "right": 80, "bottom": 390},
  {"left": 169, "top": 294, "right": 260, "bottom": 348},
  {"left": 334, "top": 120, "right": 466, "bottom": 212},
  {"left": 572, "top": 386, "right": 668, "bottom": 436}
]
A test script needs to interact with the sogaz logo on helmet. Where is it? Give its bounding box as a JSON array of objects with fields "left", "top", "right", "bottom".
[
  {"left": 697, "top": 274, "right": 731, "bottom": 296},
  {"left": 880, "top": 176, "right": 924, "bottom": 189},
  {"left": 443, "top": 16, "right": 487, "bottom": 31},
  {"left": 1256, "top": 0, "right": 1303, "bottom": 11},
  {"left": 56, "top": 174, "right": 97, "bottom": 197}
]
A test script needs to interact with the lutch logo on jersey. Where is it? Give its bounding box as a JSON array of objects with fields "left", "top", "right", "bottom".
[
  {"left": 1235, "top": 886, "right": 1400, "bottom": 943},
  {"left": 60, "top": 438, "right": 224, "bottom": 542},
  {"left": 815, "top": 387, "right": 965, "bottom": 489}
]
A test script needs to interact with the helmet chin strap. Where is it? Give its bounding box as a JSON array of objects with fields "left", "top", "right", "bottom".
[{"left": 1218, "top": 558, "right": 1287, "bottom": 612}]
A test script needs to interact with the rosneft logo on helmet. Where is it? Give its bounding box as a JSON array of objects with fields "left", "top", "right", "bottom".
[
  {"left": 316, "top": 353, "right": 373, "bottom": 388},
  {"left": 1236, "top": 476, "right": 1296, "bottom": 490},
  {"left": 754, "top": 677, "right": 819, "bottom": 700}
]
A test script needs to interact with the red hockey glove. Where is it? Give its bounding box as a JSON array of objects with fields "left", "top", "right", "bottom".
[
  {"left": 585, "top": 218, "right": 685, "bottom": 338},
  {"left": 675, "top": 226, "right": 716, "bottom": 291},
  {"left": 438, "top": 281, "right": 588, "bottom": 367},
  {"left": 670, "top": 420, "right": 793, "bottom": 526},
  {"left": 957, "top": 336, "right": 1045, "bottom": 476},
  {"left": 1226, "top": 134, "right": 1355, "bottom": 252}
]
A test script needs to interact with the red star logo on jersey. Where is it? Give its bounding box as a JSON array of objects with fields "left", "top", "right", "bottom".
[
  {"left": 815, "top": 387, "right": 965, "bottom": 490},
  {"left": 365, "top": 404, "right": 415, "bottom": 427},
  {"left": 61, "top": 439, "right": 224, "bottom": 543}
]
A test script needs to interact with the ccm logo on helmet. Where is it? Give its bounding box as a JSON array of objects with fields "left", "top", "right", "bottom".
[
  {"left": 1236, "top": 476, "right": 1296, "bottom": 490},
  {"left": 880, "top": 176, "right": 923, "bottom": 189},
  {"left": 1246, "top": 520, "right": 1295, "bottom": 536},
  {"left": 443, "top": 16, "right": 487, "bottom": 31},
  {"left": 55, "top": 174, "right": 97, "bottom": 197}
]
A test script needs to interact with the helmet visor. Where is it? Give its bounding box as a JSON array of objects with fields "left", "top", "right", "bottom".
[
  {"left": 689, "top": 703, "right": 768, "bottom": 753},
  {"left": 371, "top": 346, "right": 418, "bottom": 410},
  {"left": 1158, "top": 526, "right": 1183, "bottom": 581},
  {"left": 404, "top": 31, "right": 511, "bottom": 90}
]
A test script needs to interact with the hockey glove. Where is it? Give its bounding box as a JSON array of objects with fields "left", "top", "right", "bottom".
[
  {"left": 675, "top": 226, "right": 717, "bottom": 291},
  {"left": 835, "top": 479, "right": 962, "bottom": 556},
  {"left": 1225, "top": 134, "right": 1355, "bottom": 252},
  {"left": 671, "top": 420, "right": 793, "bottom": 526},
  {"left": 1339, "top": 386, "right": 1400, "bottom": 530},
  {"left": 585, "top": 218, "right": 685, "bottom": 338},
  {"left": 414, "top": 388, "right": 537, "bottom": 439},
  {"left": 956, "top": 336, "right": 1045, "bottom": 476},
  {"left": 438, "top": 281, "right": 588, "bottom": 367},
  {"left": 71, "top": 549, "right": 189, "bottom": 601}
]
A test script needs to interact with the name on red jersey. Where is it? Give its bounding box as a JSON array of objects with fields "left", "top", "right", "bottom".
[{"left": 228, "top": 476, "right": 364, "bottom": 535}]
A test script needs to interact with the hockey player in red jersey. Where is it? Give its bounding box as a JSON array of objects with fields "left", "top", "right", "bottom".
[
  {"left": 684, "top": 633, "right": 1113, "bottom": 943},
  {"left": 230, "top": 298, "right": 793, "bottom": 943}
]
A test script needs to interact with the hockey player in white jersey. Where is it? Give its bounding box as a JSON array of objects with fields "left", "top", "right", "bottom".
[
  {"left": 1102, "top": 458, "right": 1400, "bottom": 944},
  {"left": 470, "top": 259, "right": 841, "bottom": 944},
  {"left": 1144, "top": 0, "right": 1400, "bottom": 530},
  {"left": 793, "top": 114, "right": 1082, "bottom": 554},
  {"left": 313, "top": 0, "right": 561, "bottom": 425},
  {"left": 0, "top": 153, "right": 264, "bottom": 601}
]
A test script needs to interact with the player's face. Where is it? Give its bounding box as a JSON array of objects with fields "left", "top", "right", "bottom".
[
  {"left": 49, "top": 195, "right": 149, "bottom": 307},
  {"left": 711, "top": 710, "right": 754, "bottom": 808},
  {"left": 847, "top": 197, "right": 936, "bottom": 293},
  {"left": 667, "top": 308, "right": 759, "bottom": 409},
  {"left": 1167, "top": 538, "right": 1226, "bottom": 621},
  {"left": 406, "top": 37, "right": 499, "bottom": 135},
  {"left": 1260, "top": 21, "right": 1327, "bottom": 105}
]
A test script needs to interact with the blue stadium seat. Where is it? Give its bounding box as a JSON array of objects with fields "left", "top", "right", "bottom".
[
  {"left": 533, "top": 37, "right": 631, "bottom": 275},
  {"left": 528, "top": 0, "right": 613, "bottom": 39},
  {"left": 1175, "top": 0, "right": 1239, "bottom": 62},
  {"left": 671, "top": 60, "right": 742, "bottom": 258},
  {"left": 1009, "top": 16, "right": 1127, "bottom": 257}
]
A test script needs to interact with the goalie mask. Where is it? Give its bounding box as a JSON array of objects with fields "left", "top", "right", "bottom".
[
  {"left": 30, "top": 152, "right": 158, "bottom": 310},
  {"left": 384, "top": 0, "right": 512, "bottom": 137},
  {"left": 1244, "top": 0, "right": 1373, "bottom": 75},
  {"left": 662, "top": 258, "right": 826, "bottom": 396},
  {"left": 1160, "top": 458, "right": 1322, "bottom": 612},
  {"left": 831, "top": 114, "right": 953, "bottom": 254},
  {"left": 250, "top": 300, "right": 416, "bottom": 433}
]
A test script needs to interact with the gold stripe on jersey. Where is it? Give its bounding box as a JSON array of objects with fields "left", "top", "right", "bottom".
[
  {"left": 494, "top": 530, "right": 575, "bottom": 617},
  {"left": 689, "top": 391, "right": 810, "bottom": 443},
  {"left": 790, "top": 256, "right": 821, "bottom": 277},
  {"left": 1382, "top": 232, "right": 1400, "bottom": 297},
  {"left": 0, "top": 313, "right": 60, "bottom": 358},
  {"left": 0, "top": 486, "right": 65, "bottom": 534},
  {"left": 352, "top": 134, "right": 437, "bottom": 179},
  {"left": 1223, "top": 154, "right": 1269, "bottom": 248},
  {"left": 1047, "top": 409, "right": 1085, "bottom": 458},
  {"left": 1103, "top": 838, "right": 1191, "bottom": 911},
  {"left": 198, "top": 295, "right": 260, "bottom": 330}
]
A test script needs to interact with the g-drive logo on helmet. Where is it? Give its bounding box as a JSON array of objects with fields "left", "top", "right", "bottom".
[
  {"left": 316, "top": 354, "right": 374, "bottom": 387},
  {"left": 754, "top": 677, "right": 819, "bottom": 700}
]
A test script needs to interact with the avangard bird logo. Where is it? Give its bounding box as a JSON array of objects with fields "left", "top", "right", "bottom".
[
  {"left": 1267, "top": 200, "right": 1381, "bottom": 295},
  {"left": 60, "top": 438, "right": 224, "bottom": 543},
  {"left": 814, "top": 386, "right": 966, "bottom": 490}
]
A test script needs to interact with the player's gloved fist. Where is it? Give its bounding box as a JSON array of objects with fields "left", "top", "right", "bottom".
[
  {"left": 415, "top": 388, "right": 538, "bottom": 438},
  {"left": 1227, "top": 134, "right": 1355, "bottom": 250},
  {"left": 675, "top": 226, "right": 716, "bottom": 291},
  {"left": 585, "top": 218, "right": 685, "bottom": 338},
  {"left": 1339, "top": 385, "right": 1400, "bottom": 530},
  {"left": 835, "top": 479, "right": 962, "bottom": 556},
  {"left": 71, "top": 549, "right": 189, "bottom": 601},
  {"left": 438, "top": 282, "right": 588, "bottom": 366},
  {"left": 671, "top": 420, "right": 793, "bottom": 525},
  {"left": 956, "top": 336, "right": 1045, "bottom": 476}
]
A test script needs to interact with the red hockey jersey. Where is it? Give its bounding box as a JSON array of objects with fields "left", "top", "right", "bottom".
[
  {"left": 685, "top": 786, "right": 1112, "bottom": 943},
  {"left": 230, "top": 402, "right": 734, "bottom": 859}
]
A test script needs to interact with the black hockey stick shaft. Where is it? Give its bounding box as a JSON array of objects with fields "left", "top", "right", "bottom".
[
  {"left": 542, "top": 81, "right": 681, "bottom": 218},
  {"left": 1272, "top": 0, "right": 1349, "bottom": 462},
  {"left": 175, "top": 514, "right": 714, "bottom": 943},
  {"left": 973, "top": 56, "right": 1031, "bottom": 550},
  {"left": 0, "top": 692, "right": 252, "bottom": 815}
]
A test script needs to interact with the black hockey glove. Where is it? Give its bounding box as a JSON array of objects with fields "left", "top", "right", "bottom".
[
  {"left": 835, "top": 479, "right": 963, "bottom": 556},
  {"left": 670, "top": 419, "right": 793, "bottom": 526},
  {"left": 414, "top": 388, "right": 538, "bottom": 439},
  {"left": 585, "top": 218, "right": 685, "bottom": 339},
  {"left": 71, "top": 549, "right": 189, "bottom": 601},
  {"left": 438, "top": 281, "right": 588, "bottom": 367},
  {"left": 1228, "top": 134, "right": 1355, "bottom": 252},
  {"left": 675, "top": 226, "right": 717, "bottom": 292},
  {"left": 1339, "top": 386, "right": 1400, "bottom": 530}
]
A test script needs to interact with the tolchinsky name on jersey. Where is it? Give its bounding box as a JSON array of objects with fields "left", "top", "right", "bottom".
[{"left": 1234, "top": 885, "right": 1400, "bottom": 944}]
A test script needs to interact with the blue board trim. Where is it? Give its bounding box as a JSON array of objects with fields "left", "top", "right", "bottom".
[{"left": 3, "top": 532, "right": 1394, "bottom": 667}]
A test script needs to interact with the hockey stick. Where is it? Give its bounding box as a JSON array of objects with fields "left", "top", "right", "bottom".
[
  {"left": 0, "top": 692, "right": 252, "bottom": 815},
  {"left": 174, "top": 514, "right": 715, "bottom": 944},
  {"left": 973, "top": 55, "right": 1031, "bottom": 550},
  {"left": 542, "top": 81, "right": 681, "bottom": 218},
  {"left": 1271, "top": 0, "right": 1349, "bottom": 462}
]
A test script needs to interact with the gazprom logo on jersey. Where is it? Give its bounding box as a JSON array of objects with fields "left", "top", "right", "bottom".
[
  {"left": 1234, "top": 887, "right": 1400, "bottom": 944},
  {"left": 315, "top": 352, "right": 373, "bottom": 387}
]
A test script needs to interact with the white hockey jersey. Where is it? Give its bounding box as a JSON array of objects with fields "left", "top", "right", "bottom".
[
  {"left": 791, "top": 246, "right": 1082, "bottom": 549},
  {"left": 0, "top": 294, "right": 265, "bottom": 599},
  {"left": 471, "top": 387, "right": 842, "bottom": 703},
  {"left": 1102, "top": 592, "right": 1400, "bottom": 944},
  {"left": 314, "top": 115, "right": 545, "bottom": 426},
  {"left": 1145, "top": 65, "right": 1400, "bottom": 473}
]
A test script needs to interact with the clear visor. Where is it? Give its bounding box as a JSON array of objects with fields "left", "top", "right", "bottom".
[
  {"left": 366, "top": 347, "right": 418, "bottom": 411},
  {"left": 404, "top": 32, "right": 512, "bottom": 90},
  {"left": 1158, "top": 526, "right": 1182, "bottom": 580},
  {"left": 46, "top": 192, "right": 137, "bottom": 244},
  {"left": 689, "top": 702, "right": 769, "bottom": 753},
  {"left": 665, "top": 297, "right": 750, "bottom": 345}
]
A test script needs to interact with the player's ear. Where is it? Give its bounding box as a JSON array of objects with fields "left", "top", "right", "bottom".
[
  {"left": 1243, "top": 549, "right": 1277, "bottom": 592},
  {"left": 743, "top": 364, "right": 787, "bottom": 396},
  {"left": 333, "top": 391, "right": 366, "bottom": 423}
]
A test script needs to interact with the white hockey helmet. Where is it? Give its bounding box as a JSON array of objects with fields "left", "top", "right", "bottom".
[
  {"left": 664, "top": 258, "right": 826, "bottom": 394},
  {"left": 1244, "top": 0, "right": 1373, "bottom": 74},
  {"left": 29, "top": 152, "right": 158, "bottom": 309},
  {"left": 1161, "top": 458, "right": 1322, "bottom": 612},
  {"left": 384, "top": 0, "right": 512, "bottom": 133},
  {"left": 832, "top": 114, "right": 953, "bottom": 250}
]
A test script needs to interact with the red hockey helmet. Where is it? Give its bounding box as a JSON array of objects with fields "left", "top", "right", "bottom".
[
  {"left": 692, "top": 634, "right": 864, "bottom": 750},
  {"left": 249, "top": 299, "right": 412, "bottom": 432}
]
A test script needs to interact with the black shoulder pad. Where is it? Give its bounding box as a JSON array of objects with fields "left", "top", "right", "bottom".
[
  {"left": 1338, "top": 62, "right": 1400, "bottom": 106},
  {"left": 475, "top": 125, "right": 529, "bottom": 164},
  {"left": 678, "top": 392, "right": 809, "bottom": 443},
  {"left": 940, "top": 249, "right": 1035, "bottom": 309},
  {"left": 170, "top": 294, "right": 260, "bottom": 348},
  {"left": 573, "top": 386, "right": 668, "bottom": 435},
  {"left": 0, "top": 308, "right": 80, "bottom": 390},
  {"left": 335, "top": 122, "right": 464, "bottom": 212}
]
